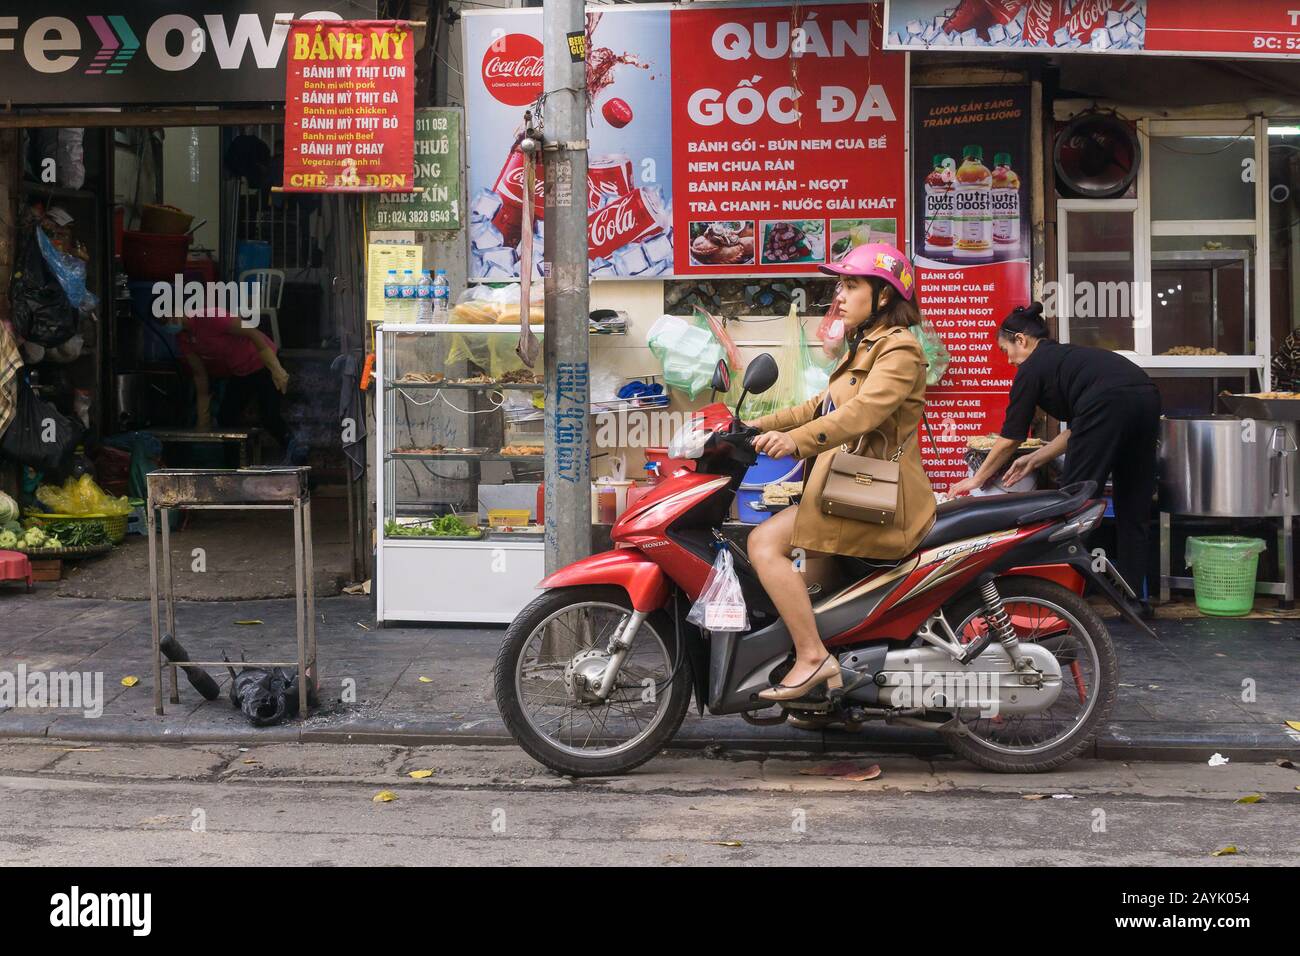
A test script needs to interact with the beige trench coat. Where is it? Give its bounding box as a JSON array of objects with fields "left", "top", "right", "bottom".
[{"left": 752, "top": 323, "right": 936, "bottom": 559}]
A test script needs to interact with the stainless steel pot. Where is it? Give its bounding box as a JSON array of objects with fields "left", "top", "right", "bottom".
[{"left": 1159, "top": 415, "right": 1300, "bottom": 517}]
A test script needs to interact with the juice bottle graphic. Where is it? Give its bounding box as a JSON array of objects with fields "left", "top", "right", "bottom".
[
  {"left": 923, "top": 154, "right": 955, "bottom": 256},
  {"left": 992, "top": 152, "right": 1021, "bottom": 250},
  {"left": 955, "top": 145, "right": 993, "bottom": 260}
]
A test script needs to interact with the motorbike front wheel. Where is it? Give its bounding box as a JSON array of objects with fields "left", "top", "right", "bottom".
[{"left": 494, "top": 586, "right": 691, "bottom": 777}]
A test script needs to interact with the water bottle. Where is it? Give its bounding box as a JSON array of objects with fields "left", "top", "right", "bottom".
[
  {"left": 401, "top": 269, "right": 417, "bottom": 323},
  {"left": 415, "top": 270, "right": 434, "bottom": 323},
  {"left": 384, "top": 269, "right": 400, "bottom": 323},
  {"left": 432, "top": 269, "right": 450, "bottom": 317}
]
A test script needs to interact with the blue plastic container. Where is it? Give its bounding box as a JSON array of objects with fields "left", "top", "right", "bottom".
[{"left": 737, "top": 454, "right": 805, "bottom": 524}]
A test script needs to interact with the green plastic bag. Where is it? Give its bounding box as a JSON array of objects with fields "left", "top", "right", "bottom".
[
  {"left": 741, "top": 306, "right": 835, "bottom": 421},
  {"left": 907, "top": 317, "right": 951, "bottom": 386}
]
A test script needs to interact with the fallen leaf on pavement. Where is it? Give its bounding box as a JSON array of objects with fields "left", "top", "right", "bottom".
[
  {"left": 707, "top": 841, "right": 742, "bottom": 847},
  {"left": 1022, "top": 794, "right": 1048, "bottom": 800},
  {"left": 234, "top": 620, "right": 263, "bottom": 626},
  {"left": 1234, "top": 794, "right": 1265, "bottom": 804},
  {"left": 408, "top": 769, "right": 434, "bottom": 779},
  {"left": 57, "top": 747, "right": 101, "bottom": 752},
  {"left": 242, "top": 759, "right": 259, "bottom": 765},
  {"left": 1210, "top": 845, "right": 1239, "bottom": 857},
  {"left": 120, "top": 676, "right": 139, "bottom": 687},
  {"left": 1286, "top": 720, "right": 1300, "bottom": 732},
  {"left": 418, "top": 676, "right": 433, "bottom": 684},
  {"left": 1276, "top": 759, "right": 1296, "bottom": 770},
  {"left": 799, "top": 762, "right": 881, "bottom": 781},
  {"left": 372, "top": 790, "right": 397, "bottom": 803}
]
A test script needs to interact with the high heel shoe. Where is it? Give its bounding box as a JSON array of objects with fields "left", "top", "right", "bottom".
[{"left": 757, "top": 654, "right": 843, "bottom": 702}]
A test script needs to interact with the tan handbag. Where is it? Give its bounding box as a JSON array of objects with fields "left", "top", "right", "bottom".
[
  {"left": 821, "top": 436, "right": 906, "bottom": 526},
  {"left": 821, "top": 414, "right": 934, "bottom": 525}
]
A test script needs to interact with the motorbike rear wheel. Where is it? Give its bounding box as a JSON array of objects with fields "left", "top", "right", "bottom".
[
  {"left": 494, "top": 586, "right": 691, "bottom": 777},
  {"left": 938, "top": 576, "right": 1117, "bottom": 773}
]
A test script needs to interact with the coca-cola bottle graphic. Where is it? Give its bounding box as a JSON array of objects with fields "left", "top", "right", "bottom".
[
  {"left": 923, "top": 154, "right": 955, "bottom": 257},
  {"left": 992, "top": 152, "right": 1021, "bottom": 251},
  {"left": 943, "top": 0, "right": 1023, "bottom": 40}
]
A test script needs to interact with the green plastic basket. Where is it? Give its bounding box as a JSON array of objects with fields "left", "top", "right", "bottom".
[{"left": 1185, "top": 536, "right": 1266, "bottom": 617}]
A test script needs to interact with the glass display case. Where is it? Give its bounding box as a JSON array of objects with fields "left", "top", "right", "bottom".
[{"left": 375, "top": 323, "right": 546, "bottom": 623}]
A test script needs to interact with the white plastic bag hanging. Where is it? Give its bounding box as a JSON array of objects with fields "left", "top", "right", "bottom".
[{"left": 686, "top": 547, "right": 749, "bottom": 633}]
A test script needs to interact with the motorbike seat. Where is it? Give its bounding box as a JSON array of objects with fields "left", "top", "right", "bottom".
[{"left": 920, "top": 482, "right": 1097, "bottom": 551}]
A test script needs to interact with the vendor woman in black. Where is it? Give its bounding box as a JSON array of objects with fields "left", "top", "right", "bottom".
[{"left": 951, "top": 303, "right": 1161, "bottom": 607}]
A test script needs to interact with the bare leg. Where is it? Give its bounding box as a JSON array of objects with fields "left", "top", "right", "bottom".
[{"left": 747, "top": 506, "right": 832, "bottom": 687}]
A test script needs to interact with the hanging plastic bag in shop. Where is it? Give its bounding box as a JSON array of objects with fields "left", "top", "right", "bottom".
[
  {"left": 36, "top": 227, "right": 97, "bottom": 313},
  {"left": 647, "top": 312, "right": 726, "bottom": 399},
  {"left": 907, "top": 316, "right": 951, "bottom": 386},
  {"left": 694, "top": 306, "right": 743, "bottom": 375},
  {"left": 446, "top": 284, "right": 545, "bottom": 379},
  {"left": 0, "top": 377, "right": 82, "bottom": 473},
  {"left": 743, "top": 306, "right": 835, "bottom": 421},
  {"left": 686, "top": 546, "right": 749, "bottom": 633},
  {"left": 10, "top": 228, "right": 78, "bottom": 348}
]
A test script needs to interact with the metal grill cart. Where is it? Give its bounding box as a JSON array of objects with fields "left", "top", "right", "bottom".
[
  {"left": 146, "top": 467, "right": 317, "bottom": 716},
  {"left": 1158, "top": 393, "right": 1300, "bottom": 608}
]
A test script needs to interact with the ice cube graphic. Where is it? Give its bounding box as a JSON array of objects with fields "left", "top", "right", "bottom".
[
  {"left": 471, "top": 219, "right": 504, "bottom": 251},
  {"left": 988, "top": 23, "right": 1006, "bottom": 44},
  {"left": 612, "top": 243, "right": 651, "bottom": 276},
  {"left": 643, "top": 232, "right": 674, "bottom": 265},
  {"left": 907, "top": 18, "right": 924, "bottom": 36},
  {"left": 483, "top": 247, "right": 516, "bottom": 273},
  {"left": 1053, "top": 26, "right": 1072, "bottom": 46},
  {"left": 1091, "top": 28, "right": 1112, "bottom": 50},
  {"left": 470, "top": 189, "right": 503, "bottom": 224}
]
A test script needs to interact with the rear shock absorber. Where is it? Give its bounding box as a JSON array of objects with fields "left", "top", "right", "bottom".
[{"left": 979, "top": 577, "right": 1024, "bottom": 665}]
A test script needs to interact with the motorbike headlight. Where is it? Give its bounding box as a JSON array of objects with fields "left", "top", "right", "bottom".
[
  {"left": 667, "top": 418, "right": 710, "bottom": 460},
  {"left": 1049, "top": 502, "right": 1106, "bottom": 541}
]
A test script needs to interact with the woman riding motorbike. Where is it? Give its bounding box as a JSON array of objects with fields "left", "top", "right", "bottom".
[{"left": 745, "top": 243, "right": 936, "bottom": 701}]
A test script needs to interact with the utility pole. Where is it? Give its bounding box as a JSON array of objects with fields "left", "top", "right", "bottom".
[{"left": 541, "top": 0, "right": 591, "bottom": 574}]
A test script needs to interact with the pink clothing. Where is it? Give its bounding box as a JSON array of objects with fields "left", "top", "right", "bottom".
[{"left": 177, "top": 311, "right": 274, "bottom": 379}]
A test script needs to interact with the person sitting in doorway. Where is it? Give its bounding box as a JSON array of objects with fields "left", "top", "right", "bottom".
[{"left": 173, "top": 310, "right": 307, "bottom": 464}]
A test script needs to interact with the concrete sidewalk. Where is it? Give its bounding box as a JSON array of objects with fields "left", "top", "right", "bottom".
[{"left": 1, "top": 591, "right": 1298, "bottom": 761}]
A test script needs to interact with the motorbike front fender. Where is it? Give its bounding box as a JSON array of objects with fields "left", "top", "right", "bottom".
[{"left": 538, "top": 549, "right": 671, "bottom": 612}]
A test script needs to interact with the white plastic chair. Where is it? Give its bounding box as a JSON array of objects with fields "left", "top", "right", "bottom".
[{"left": 238, "top": 268, "right": 285, "bottom": 348}]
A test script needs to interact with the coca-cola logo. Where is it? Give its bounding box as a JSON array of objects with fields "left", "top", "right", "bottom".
[
  {"left": 590, "top": 200, "right": 638, "bottom": 248},
  {"left": 482, "top": 33, "right": 545, "bottom": 107}
]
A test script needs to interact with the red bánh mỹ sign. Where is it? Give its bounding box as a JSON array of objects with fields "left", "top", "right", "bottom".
[{"left": 283, "top": 19, "right": 415, "bottom": 193}]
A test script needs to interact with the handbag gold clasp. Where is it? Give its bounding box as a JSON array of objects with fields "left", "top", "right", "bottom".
[{"left": 854, "top": 473, "right": 872, "bottom": 485}]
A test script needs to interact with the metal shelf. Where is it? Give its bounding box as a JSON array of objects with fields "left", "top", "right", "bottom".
[
  {"left": 387, "top": 380, "right": 541, "bottom": 390},
  {"left": 387, "top": 452, "right": 543, "bottom": 462}
]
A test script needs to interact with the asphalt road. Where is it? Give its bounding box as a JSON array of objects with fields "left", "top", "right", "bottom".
[{"left": 2, "top": 742, "right": 1298, "bottom": 866}]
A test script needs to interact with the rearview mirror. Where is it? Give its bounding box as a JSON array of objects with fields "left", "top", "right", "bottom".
[
  {"left": 711, "top": 359, "right": 731, "bottom": 394},
  {"left": 742, "top": 353, "right": 778, "bottom": 395}
]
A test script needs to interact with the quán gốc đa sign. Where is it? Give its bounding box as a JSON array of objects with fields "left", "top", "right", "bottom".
[{"left": 0, "top": 1, "right": 376, "bottom": 106}]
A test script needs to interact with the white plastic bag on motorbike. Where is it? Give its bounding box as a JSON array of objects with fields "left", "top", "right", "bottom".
[{"left": 686, "top": 546, "right": 749, "bottom": 633}]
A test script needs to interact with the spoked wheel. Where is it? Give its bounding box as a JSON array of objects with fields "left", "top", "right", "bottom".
[
  {"left": 494, "top": 586, "right": 691, "bottom": 777},
  {"left": 939, "top": 576, "right": 1117, "bottom": 773}
]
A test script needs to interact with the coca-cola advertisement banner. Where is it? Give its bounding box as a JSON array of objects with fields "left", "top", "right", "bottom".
[
  {"left": 887, "top": 0, "right": 1300, "bottom": 59},
  {"left": 463, "top": 2, "right": 906, "bottom": 280},
  {"left": 911, "top": 85, "right": 1032, "bottom": 492},
  {"left": 282, "top": 20, "right": 415, "bottom": 192}
]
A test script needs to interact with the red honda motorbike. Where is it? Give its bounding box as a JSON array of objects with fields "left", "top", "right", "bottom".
[{"left": 495, "top": 356, "right": 1154, "bottom": 776}]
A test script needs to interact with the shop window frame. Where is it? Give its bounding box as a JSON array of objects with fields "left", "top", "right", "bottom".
[{"left": 1056, "top": 118, "right": 1271, "bottom": 388}]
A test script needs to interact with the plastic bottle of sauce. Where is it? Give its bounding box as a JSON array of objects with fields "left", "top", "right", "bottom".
[
  {"left": 923, "top": 154, "right": 955, "bottom": 257},
  {"left": 955, "top": 145, "right": 993, "bottom": 260},
  {"left": 991, "top": 152, "right": 1021, "bottom": 251}
]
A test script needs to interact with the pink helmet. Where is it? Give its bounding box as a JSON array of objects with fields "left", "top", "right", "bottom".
[{"left": 820, "top": 242, "right": 915, "bottom": 302}]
